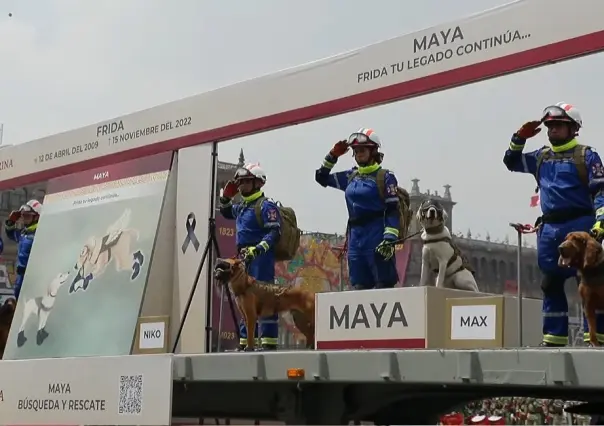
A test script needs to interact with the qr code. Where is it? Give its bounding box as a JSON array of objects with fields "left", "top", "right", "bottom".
[{"left": 118, "top": 374, "right": 143, "bottom": 415}]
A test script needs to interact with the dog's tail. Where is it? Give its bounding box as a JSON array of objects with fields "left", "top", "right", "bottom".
[
  {"left": 291, "top": 310, "right": 306, "bottom": 333},
  {"left": 291, "top": 309, "right": 314, "bottom": 348}
]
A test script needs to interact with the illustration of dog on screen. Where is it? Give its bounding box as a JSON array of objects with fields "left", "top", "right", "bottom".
[{"left": 70, "top": 208, "right": 145, "bottom": 293}]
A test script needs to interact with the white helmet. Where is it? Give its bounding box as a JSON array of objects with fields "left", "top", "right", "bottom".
[
  {"left": 20, "top": 199, "right": 42, "bottom": 215},
  {"left": 234, "top": 162, "right": 266, "bottom": 184},
  {"left": 348, "top": 128, "right": 382, "bottom": 149},
  {"left": 542, "top": 102, "right": 583, "bottom": 129}
]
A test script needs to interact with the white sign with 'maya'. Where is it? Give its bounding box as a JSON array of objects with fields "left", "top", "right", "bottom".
[
  {"left": 316, "top": 287, "right": 427, "bottom": 342},
  {"left": 450, "top": 305, "right": 497, "bottom": 340}
]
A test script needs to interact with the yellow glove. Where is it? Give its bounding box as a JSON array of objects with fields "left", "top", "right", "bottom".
[
  {"left": 375, "top": 240, "right": 395, "bottom": 261},
  {"left": 591, "top": 221, "right": 604, "bottom": 242},
  {"left": 241, "top": 245, "right": 265, "bottom": 264}
]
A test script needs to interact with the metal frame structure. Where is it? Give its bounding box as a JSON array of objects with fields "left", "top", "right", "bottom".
[{"left": 171, "top": 349, "right": 604, "bottom": 423}]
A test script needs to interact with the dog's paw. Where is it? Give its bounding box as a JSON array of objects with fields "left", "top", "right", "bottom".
[{"left": 243, "top": 346, "right": 255, "bottom": 352}]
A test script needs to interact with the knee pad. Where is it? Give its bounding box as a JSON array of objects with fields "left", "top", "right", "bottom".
[{"left": 540, "top": 274, "right": 566, "bottom": 296}]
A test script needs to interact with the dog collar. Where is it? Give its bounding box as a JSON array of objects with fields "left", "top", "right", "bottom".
[{"left": 423, "top": 223, "right": 445, "bottom": 234}]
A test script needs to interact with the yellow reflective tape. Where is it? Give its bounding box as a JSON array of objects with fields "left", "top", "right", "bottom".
[
  {"left": 322, "top": 159, "right": 334, "bottom": 169},
  {"left": 384, "top": 227, "right": 399, "bottom": 237},
  {"left": 259, "top": 241, "right": 269, "bottom": 251},
  {"left": 509, "top": 142, "right": 525, "bottom": 151},
  {"left": 550, "top": 138, "right": 578, "bottom": 153},
  {"left": 596, "top": 208, "right": 604, "bottom": 218},
  {"left": 543, "top": 334, "right": 568, "bottom": 345},
  {"left": 583, "top": 332, "right": 604, "bottom": 343}
]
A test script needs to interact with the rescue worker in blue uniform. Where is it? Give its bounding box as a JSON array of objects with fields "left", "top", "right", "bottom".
[
  {"left": 5, "top": 199, "right": 42, "bottom": 300},
  {"left": 219, "top": 163, "right": 281, "bottom": 351},
  {"left": 503, "top": 102, "right": 604, "bottom": 346},
  {"left": 315, "top": 128, "right": 400, "bottom": 290}
]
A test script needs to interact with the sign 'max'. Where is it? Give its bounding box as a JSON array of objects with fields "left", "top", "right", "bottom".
[
  {"left": 460, "top": 315, "right": 488, "bottom": 327},
  {"left": 330, "top": 302, "right": 408, "bottom": 329}
]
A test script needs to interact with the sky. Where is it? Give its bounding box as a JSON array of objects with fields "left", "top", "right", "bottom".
[{"left": 1, "top": 0, "right": 603, "bottom": 244}]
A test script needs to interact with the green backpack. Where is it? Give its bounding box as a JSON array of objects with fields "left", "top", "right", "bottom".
[
  {"left": 535, "top": 144, "right": 589, "bottom": 189},
  {"left": 254, "top": 197, "right": 301, "bottom": 262},
  {"left": 347, "top": 168, "right": 413, "bottom": 239}
]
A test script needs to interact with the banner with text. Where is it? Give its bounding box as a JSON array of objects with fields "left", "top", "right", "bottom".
[
  {"left": 0, "top": 0, "right": 603, "bottom": 187},
  {"left": 0, "top": 354, "right": 172, "bottom": 425}
]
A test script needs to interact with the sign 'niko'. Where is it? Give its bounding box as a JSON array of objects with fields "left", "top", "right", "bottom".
[{"left": 144, "top": 329, "right": 162, "bottom": 339}]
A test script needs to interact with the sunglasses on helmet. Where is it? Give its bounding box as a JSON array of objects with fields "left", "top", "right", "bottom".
[
  {"left": 234, "top": 168, "right": 253, "bottom": 179},
  {"left": 347, "top": 133, "right": 374, "bottom": 145},
  {"left": 541, "top": 106, "right": 571, "bottom": 122}
]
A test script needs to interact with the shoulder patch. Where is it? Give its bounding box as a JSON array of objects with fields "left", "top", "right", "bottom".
[
  {"left": 592, "top": 162, "right": 604, "bottom": 178},
  {"left": 266, "top": 207, "right": 278, "bottom": 222}
]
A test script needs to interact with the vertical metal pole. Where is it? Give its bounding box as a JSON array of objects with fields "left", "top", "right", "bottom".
[
  {"left": 216, "top": 285, "right": 225, "bottom": 352},
  {"left": 516, "top": 230, "right": 524, "bottom": 347},
  {"left": 205, "top": 142, "right": 219, "bottom": 353},
  {"left": 0, "top": 124, "right": 4, "bottom": 145},
  {"left": 339, "top": 251, "right": 345, "bottom": 291}
]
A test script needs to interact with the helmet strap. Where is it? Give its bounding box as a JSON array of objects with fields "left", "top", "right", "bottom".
[
  {"left": 240, "top": 180, "right": 264, "bottom": 197},
  {"left": 548, "top": 122, "right": 577, "bottom": 146},
  {"left": 354, "top": 147, "right": 378, "bottom": 167}
]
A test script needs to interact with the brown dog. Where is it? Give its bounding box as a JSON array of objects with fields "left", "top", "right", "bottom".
[
  {"left": 558, "top": 231, "right": 604, "bottom": 346},
  {"left": 0, "top": 297, "right": 16, "bottom": 358},
  {"left": 214, "top": 258, "right": 315, "bottom": 351}
]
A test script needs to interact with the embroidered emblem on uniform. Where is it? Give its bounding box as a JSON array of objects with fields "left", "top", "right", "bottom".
[
  {"left": 267, "top": 208, "right": 278, "bottom": 221},
  {"left": 387, "top": 183, "right": 397, "bottom": 196},
  {"left": 593, "top": 163, "right": 604, "bottom": 178}
]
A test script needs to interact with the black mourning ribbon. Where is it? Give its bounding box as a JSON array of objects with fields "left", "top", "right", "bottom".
[{"left": 181, "top": 212, "right": 200, "bottom": 253}]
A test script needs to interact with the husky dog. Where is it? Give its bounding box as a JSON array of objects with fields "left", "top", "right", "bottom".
[
  {"left": 17, "top": 271, "right": 71, "bottom": 347},
  {"left": 416, "top": 199, "right": 479, "bottom": 292}
]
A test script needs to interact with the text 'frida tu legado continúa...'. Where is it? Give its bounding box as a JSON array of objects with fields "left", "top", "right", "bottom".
[
  {"left": 357, "top": 26, "right": 531, "bottom": 83},
  {"left": 16, "top": 382, "right": 106, "bottom": 412}
]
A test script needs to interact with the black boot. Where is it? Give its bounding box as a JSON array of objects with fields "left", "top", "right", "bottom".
[
  {"left": 36, "top": 328, "right": 49, "bottom": 345},
  {"left": 82, "top": 273, "right": 93, "bottom": 291},
  {"left": 17, "top": 330, "right": 27, "bottom": 347}
]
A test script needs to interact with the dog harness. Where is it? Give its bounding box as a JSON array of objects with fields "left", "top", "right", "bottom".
[
  {"left": 422, "top": 224, "right": 474, "bottom": 277},
  {"left": 235, "top": 276, "right": 292, "bottom": 314}
]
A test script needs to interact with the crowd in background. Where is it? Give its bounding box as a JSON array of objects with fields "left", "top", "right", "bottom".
[{"left": 440, "top": 398, "right": 592, "bottom": 425}]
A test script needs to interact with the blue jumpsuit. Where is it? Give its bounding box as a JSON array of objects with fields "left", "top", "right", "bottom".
[
  {"left": 504, "top": 138, "right": 604, "bottom": 345},
  {"left": 219, "top": 191, "right": 281, "bottom": 348},
  {"left": 316, "top": 155, "right": 400, "bottom": 289},
  {"left": 5, "top": 222, "right": 37, "bottom": 300}
]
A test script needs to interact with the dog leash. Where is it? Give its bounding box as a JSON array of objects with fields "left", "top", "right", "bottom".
[
  {"left": 385, "top": 230, "right": 423, "bottom": 246},
  {"left": 509, "top": 223, "right": 539, "bottom": 234}
]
